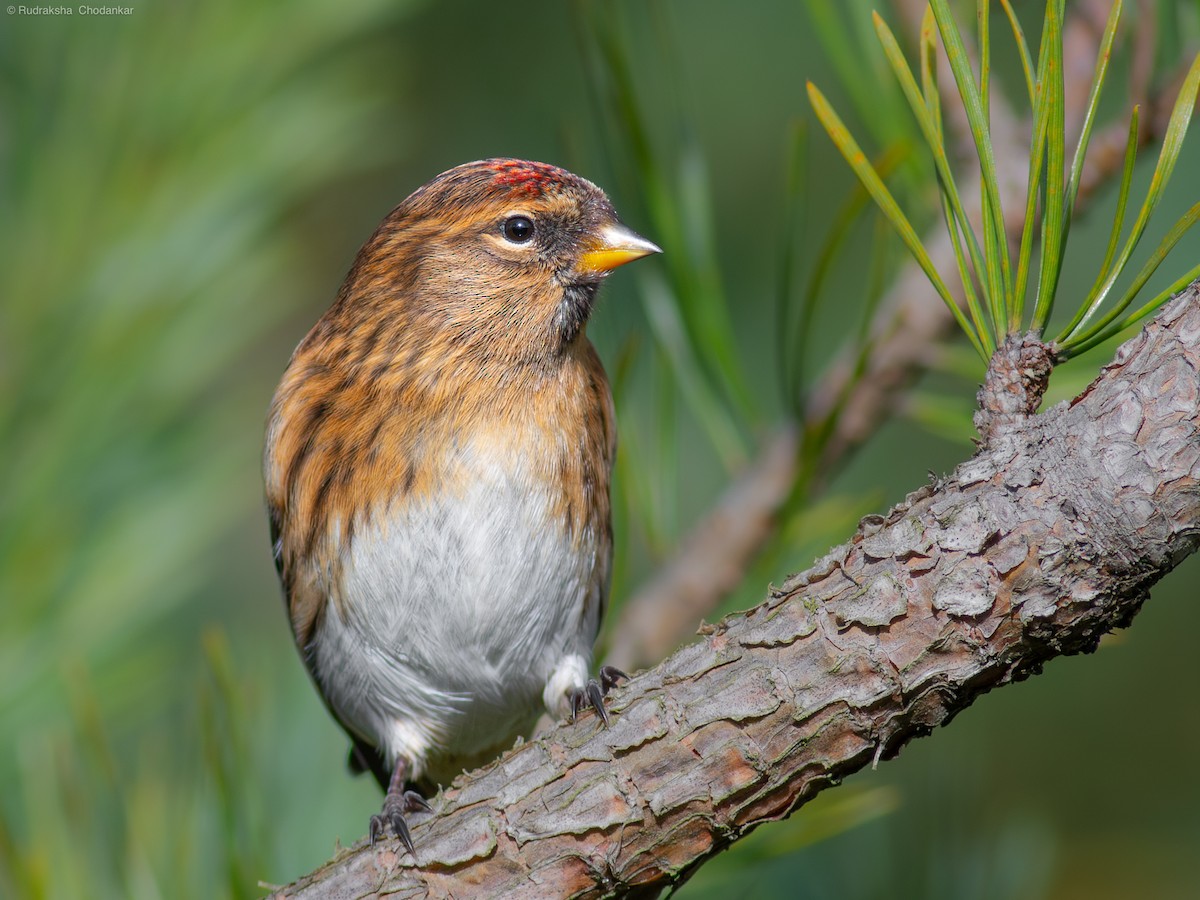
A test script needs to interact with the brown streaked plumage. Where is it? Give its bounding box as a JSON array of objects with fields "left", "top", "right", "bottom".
[{"left": 263, "top": 158, "right": 659, "bottom": 852}]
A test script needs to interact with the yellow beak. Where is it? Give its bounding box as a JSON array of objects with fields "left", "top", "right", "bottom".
[{"left": 578, "top": 222, "right": 662, "bottom": 274}]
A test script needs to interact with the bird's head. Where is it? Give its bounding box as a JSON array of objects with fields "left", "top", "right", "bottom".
[{"left": 338, "top": 159, "right": 660, "bottom": 365}]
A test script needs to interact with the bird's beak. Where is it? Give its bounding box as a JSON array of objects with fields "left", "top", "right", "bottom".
[{"left": 578, "top": 222, "right": 662, "bottom": 274}]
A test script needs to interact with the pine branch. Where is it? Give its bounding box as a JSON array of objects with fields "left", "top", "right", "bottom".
[{"left": 275, "top": 279, "right": 1200, "bottom": 900}]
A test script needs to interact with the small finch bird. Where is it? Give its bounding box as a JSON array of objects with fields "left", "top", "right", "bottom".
[{"left": 264, "top": 159, "right": 660, "bottom": 851}]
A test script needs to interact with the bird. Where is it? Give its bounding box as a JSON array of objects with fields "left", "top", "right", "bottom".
[{"left": 263, "top": 158, "right": 660, "bottom": 853}]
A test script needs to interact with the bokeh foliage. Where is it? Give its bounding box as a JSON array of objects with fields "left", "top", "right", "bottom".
[
  {"left": 2, "top": 1, "right": 1199, "bottom": 897},
  {"left": 0, "top": 0, "right": 426, "bottom": 894}
]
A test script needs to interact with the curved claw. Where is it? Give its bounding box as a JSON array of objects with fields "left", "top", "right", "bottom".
[
  {"left": 403, "top": 789, "right": 432, "bottom": 813},
  {"left": 568, "top": 666, "right": 629, "bottom": 728},
  {"left": 599, "top": 665, "right": 627, "bottom": 692},
  {"left": 370, "top": 802, "right": 414, "bottom": 856},
  {"left": 586, "top": 679, "right": 608, "bottom": 726}
]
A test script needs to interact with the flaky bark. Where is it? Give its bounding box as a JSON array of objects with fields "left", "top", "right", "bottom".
[{"left": 273, "top": 284, "right": 1200, "bottom": 899}]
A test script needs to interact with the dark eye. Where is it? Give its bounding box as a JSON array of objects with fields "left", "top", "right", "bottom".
[{"left": 502, "top": 215, "right": 535, "bottom": 244}]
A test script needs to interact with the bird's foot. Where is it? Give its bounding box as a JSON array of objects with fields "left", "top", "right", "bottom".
[
  {"left": 369, "top": 756, "right": 430, "bottom": 856},
  {"left": 369, "top": 789, "right": 430, "bottom": 854},
  {"left": 568, "top": 664, "right": 627, "bottom": 727}
]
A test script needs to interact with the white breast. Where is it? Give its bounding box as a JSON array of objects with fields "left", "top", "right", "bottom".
[{"left": 310, "top": 434, "right": 604, "bottom": 784}]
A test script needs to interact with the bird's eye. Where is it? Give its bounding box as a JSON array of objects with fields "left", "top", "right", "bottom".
[{"left": 502, "top": 215, "right": 535, "bottom": 244}]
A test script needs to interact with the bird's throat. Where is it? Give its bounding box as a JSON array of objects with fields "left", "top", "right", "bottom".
[{"left": 555, "top": 281, "right": 600, "bottom": 347}]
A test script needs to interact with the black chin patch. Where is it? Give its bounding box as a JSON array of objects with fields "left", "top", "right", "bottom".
[{"left": 556, "top": 281, "right": 600, "bottom": 345}]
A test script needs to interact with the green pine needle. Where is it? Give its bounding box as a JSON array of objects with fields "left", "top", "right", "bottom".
[
  {"left": 808, "top": 81, "right": 986, "bottom": 359},
  {"left": 810, "top": 0, "right": 1200, "bottom": 367},
  {"left": 1058, "top": 51, "right": 1200, "bottom": 350}
]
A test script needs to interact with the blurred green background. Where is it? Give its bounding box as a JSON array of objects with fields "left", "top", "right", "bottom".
[{"left": 2, "top": 1, "right": 1199, "bottom": 897}]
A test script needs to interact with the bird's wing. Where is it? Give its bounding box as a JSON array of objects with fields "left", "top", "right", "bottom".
[
  {"left": 275, "top": 536, "right": 389, "bottom": 789},
  {"left": 585, "top": 350, "right": 618, "bottom": 635},
  {"left": 270, "top": 491, "right": 384, "bottom": 785}
]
